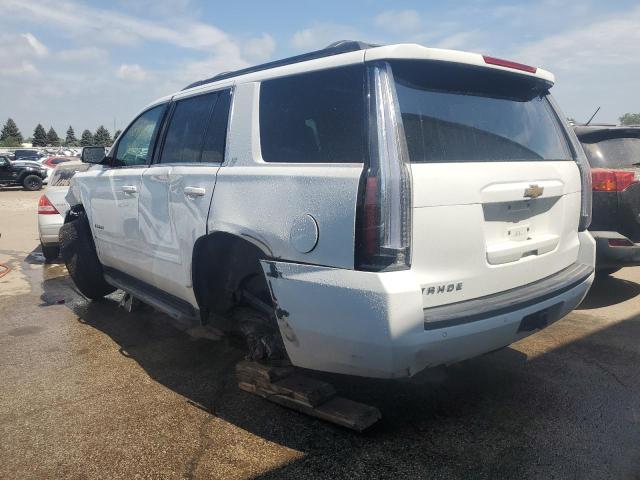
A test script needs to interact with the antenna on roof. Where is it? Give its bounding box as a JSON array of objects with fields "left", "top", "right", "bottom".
[{"left": 585, "top": 106, "right": 601, "bottom": 126}]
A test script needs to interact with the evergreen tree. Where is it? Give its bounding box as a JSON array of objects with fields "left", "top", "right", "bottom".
[
  {"left": 0, "top": 118, "right": 23, "bottom": 147},
  {"left": 46, "top": 126, "right": 60, "bottom": 147},
  {"left": 65, "top": 126, "right": 78, "bottom": 146},
  {"left": 94, "top": 125, "right": 112, "bottom": 146},
  {"left": 80, "top": 129, "right": 94, "bottom": 146},
  {"left": 113, "top": 129, "right": 122, "bottom": 141},
  {"left": 619, "top": 113, "right": 640, "bottom": 126},
  {"left": 32, "top": 124, "right": 48, "bottom": 147}
]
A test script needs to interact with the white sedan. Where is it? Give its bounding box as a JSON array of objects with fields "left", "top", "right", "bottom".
[{"left": 37, "top": 162, "right": 90, "bottom": 260}]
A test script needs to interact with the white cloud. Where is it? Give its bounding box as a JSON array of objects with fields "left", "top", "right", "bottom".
[
  {"left": 243, "top": 34, "right": 276, "bottom": 62},
  {"left": 0, "top": 33, "right": 45, "bottom": 76},
  {"left": 57, "top": 47, "right": 108, "bottom": 63},
  {"left": 513, "top": 6, "right": 640, "bottom": 72},
  {"left": 433, "top": 31, "right": 478, "bottom": 51},
  {"left": 21, "top": 32, "right": 48, "bottom": 56},
  {"left": 0, "top": 0, "right": 240, "bottom": 55},
  {"left": 291, "top": 23, "right": 362, "bottom": 51},
  {"left": 0, "top": 61, "right": 39, "bottom": 77},
  {"left": 116, "top": 64, "right": 148, "bottom": 82},
  {"left": 374, "top": 10, "right": 421, "bottom": 34}
]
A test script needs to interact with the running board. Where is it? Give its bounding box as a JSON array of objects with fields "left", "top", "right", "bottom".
[
  {"left": 236, "top": 360, "right": 381, "bottom": 432},
  {"left": 104, "top": 267, "right": 200, "bottom": 328}
]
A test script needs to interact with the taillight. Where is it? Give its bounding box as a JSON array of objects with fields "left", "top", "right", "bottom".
[
  {"left": 355, "top": 61, "right": 412, "bottom": 271},
  {"left": 591, "top": 168, "right": 638, "bottom": 192},
  {"left": 482, "top": 55, "right": 537, "bottom": 74},
  {"left": 608, "top": 238, "right": 635, "bottom": 247},
  {"left": 38, "top": 195, "right": 59, "bottom": 215}
]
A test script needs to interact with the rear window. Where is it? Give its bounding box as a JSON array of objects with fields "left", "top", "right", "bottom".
[
  {"left": 390, "top": 60, "right": 572, "bottom": 163},
  {"left": 49, "top": 164, "right": 90, "bottom": 186},
  {"left": 259, "top": 65, "right": 365, "bottom": 163},
  {"left": 581, "top": 137, "right": 640, "bottom": 169}
]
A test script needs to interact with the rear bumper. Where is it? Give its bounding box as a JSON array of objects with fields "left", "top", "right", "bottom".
[
  {"left": 38, "top": 215, "right": 63, "bottom": 245},
  {"left": 261, "top": 232, "right": 596, "bottom": 379},
  {"left": 591, "top": 231, "right": 640, "bottom": 269}
]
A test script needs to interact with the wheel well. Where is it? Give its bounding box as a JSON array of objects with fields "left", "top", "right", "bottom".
[
  {"left": 192, "top": 232, "right": 272, "bottom": 318},
  {"left": 64, "top": 204, "right": 86, "bottom": 224}
]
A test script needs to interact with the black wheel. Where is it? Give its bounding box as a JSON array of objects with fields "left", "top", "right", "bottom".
[
  {"left": 22, "top": 175, "right": 43, "bottom": 191},
  {"left": 41, "top": 244, "right": 60, "bottom": 261},
  {"left": 596, "top": 267, "right": 621, "bottom": 277},
  {"left": 59, "top": 213, "right": 115, "bottom": 300}
]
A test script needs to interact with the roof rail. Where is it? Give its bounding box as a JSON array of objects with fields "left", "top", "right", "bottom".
[{"left": 182, "top": 40, "right": 378, "bottom": 91}]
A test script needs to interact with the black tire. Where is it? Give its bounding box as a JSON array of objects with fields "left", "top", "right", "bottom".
[
  {"left": 41, "top": 244, "right": 60, "bottom": 261},
  {"left": 22, "top": 175, "right": 43, "bottom": 191},
  {"left": 59, "top": 213, "right": 115, "bottom": 300},
  {"left": 596, "top": 267, "right": 621, "bottom": 277}
]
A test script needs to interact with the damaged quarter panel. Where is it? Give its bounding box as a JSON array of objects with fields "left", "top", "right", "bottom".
[
  {"left": 208, "top": 81, "right": 363, "bottom": 269},
  {"left": 260, "top": 259, "right": 425, "bottom": 378}
]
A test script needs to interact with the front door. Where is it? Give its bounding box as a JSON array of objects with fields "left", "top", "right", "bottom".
[{"left": 89, "top": 104, "right": 166, "bottom": 278}]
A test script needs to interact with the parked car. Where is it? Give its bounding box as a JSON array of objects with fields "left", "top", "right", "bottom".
[
  {"left": 574, "top": 125, "right": 640, "bottom": 275},
  {"left": 38, "top": 162, "right": 90, "bottom": 260},
  {"left": 42, "top": 156, "right": 77, "bottom": 169},
  {"left": 61, "top": 41, "right": 595, "bottom": 379},
  {"left": 13, "top": 149, "right": 44, "bottom": 160},
  {"left": 0, "top": 155, "right": 47, "bottom": 190}
]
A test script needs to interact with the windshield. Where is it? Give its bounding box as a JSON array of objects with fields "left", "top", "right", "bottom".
[
  {"left": 49, "top": 164, "right": 90, "bottom": 186},
  {"left": 390, "top": 60, "right": 572, "bottom": 163},
  {"left": 581, "top": 137, "right": 640, "bottom": 169}
]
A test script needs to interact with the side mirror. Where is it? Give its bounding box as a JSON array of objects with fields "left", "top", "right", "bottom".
[{"left": 81, "top": 146, "right": 107, "bottom": 164}]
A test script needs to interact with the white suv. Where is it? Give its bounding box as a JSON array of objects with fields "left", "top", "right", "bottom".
[{"left": 62, "top": 41, "right": 595, "bottom": 378}]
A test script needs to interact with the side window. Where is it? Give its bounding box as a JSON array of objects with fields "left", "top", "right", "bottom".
[
  {"left": 159, "top": 92, "right": 217, "bottom": 164},
  {"left": 114, "top": 105, "right": 165, "bottom": 167},
  {"left": 201, "top": 89, "right": 231, "bottom": 163},
  {"left": 259, "top": 65, "right": 365, "bottom": 163}
]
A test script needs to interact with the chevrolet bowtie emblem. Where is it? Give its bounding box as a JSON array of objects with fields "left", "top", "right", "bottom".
[{"left": 524, "top": 184, "right": 544, "bottom": 199}]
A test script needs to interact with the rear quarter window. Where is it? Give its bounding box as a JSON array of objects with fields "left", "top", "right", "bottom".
[
  {"left": 259, "top": 65, "right": 365, "bottom": 163},
  {"left": 390, "top": 60, "right": 572, "bottom": 163}
]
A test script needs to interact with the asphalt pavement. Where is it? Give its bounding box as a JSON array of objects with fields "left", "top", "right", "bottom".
[{"left": 1, "top": 188, "right": 638, "bottom": 479}]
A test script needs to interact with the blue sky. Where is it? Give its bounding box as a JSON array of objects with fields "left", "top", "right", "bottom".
[{"left": 1, "top": 0, "right": 639, "bottom": 137}]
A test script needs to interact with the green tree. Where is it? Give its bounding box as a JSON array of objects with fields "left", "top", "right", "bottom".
[
  {"left": 0, "top": 118, "right": 23, "bottom": 147},
  {"left": 32, "top": 124, "right": 48, "bottom": 147},
  {"left": 46, "top": 126, "right": 60, "bottom": 146},
  {"left": 113, "top": 129, "right": 122, "bottom": 141},
  {"left": 619, "top": 113, "right": 640, "bottom": 126},
  {"left": 93, "top": 125, "right": 112, "bottom": 146},
  {"left": 80, "top": 129, "right": 94, "bottom": 146},
  {"left": 65, "top": 126, "right": 78, "bottom": 146}
]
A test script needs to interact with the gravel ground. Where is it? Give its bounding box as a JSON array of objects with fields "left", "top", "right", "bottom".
[{"left": 1, "top": 189, "right": 639, "bottom": 479}]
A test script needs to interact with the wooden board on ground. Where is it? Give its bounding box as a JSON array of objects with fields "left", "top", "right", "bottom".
[{"left": 236, "top": 360, "right": 382, "bottom": 432}]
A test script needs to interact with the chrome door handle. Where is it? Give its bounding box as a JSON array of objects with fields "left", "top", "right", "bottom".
[
  {"left": 122, "top": 185, "right": 137, "bottom": 194},
  {"left": 184, "top": 186, "right": 206, "bottom": 197}
]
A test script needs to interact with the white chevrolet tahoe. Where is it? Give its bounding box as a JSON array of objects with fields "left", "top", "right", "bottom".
[{"left": 62, "top": 41, "right": 595, "bottom": 378}]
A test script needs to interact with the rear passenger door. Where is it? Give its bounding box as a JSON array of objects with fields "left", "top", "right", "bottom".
[{"left": 138, "top": 88, "right": 231, "bottom": 304}]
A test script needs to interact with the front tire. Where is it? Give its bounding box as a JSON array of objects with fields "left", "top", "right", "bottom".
[
  {"left": 23, "top": 175, "right": 43, "bottom": 191},
  {"left": 59, "top": 213, "right": 115, "bottom": 300},
  {"left": 41, "top": 243, "right": 60, "bottom": 261},
  {"left": 596, "top": 267, "right": 621, "bottom": 277}
]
